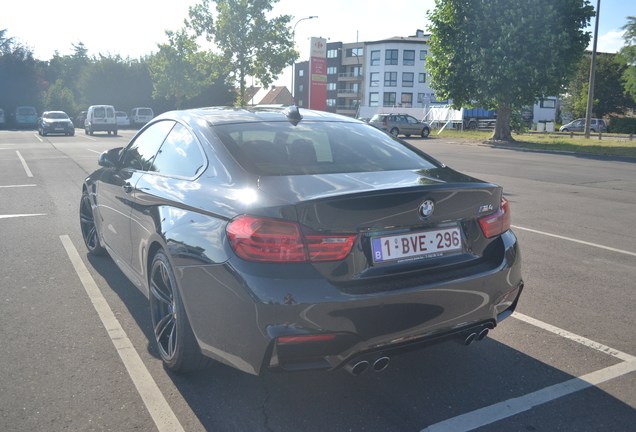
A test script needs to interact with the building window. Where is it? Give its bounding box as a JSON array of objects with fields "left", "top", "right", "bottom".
[
  {"left": 383, "top": 92, "right": 396, "bottom": 107},
  {"left": 369, "top": 93, "right": 379, "bottom": 107},
  {"left": 403, "top": 50, "right": 415, "bottom": 66},
  {"left": 327, "top": 99, "right": 336, "bottom": 107},
  {"left": 401, "top": 93, "right": 413, "bottom": 107},
  {"left": 402, "top": 72, "right": 414, "bottom": 87},
  {"left": 384, "top": 71, "right": 397, "bottom": 87},
  {"left": 370, "top": 50, "right": 380, "bottom": 66},
  {"left": 298, "top": 69, "right": 304, "bottom": 77},
  {"left": 418, "top": 73, "right": 426, "bottom": 83},
  {"left": 540, "top": 99, "right": 556, "bottom": 108},
  {"left": 419, "top": 50, "right": 428, "bottom": 60},
  {"left": 369, "top": 72, "right": 379, "bottom": 87},
  {"left": 327, "top": 82, "right": 337, "bottom": 91},
  {"left": 385, "top": 49, "right": 398, "bottom": 65},
  {"left": 298, "top": 84, "right": 304, "bottom": 92},
  {"left": 347, "top": 47, "right": 363, "bottom": 57},
  {"left": 351, "top": 66, "right": 362, "bottom": 77},
  {"left": 327, "top": 66, "right": 337, "bottom": 75},
  {"left": 327, "top": 49, "right": 339, "bottom": 58},
  {"left": 417, "top": 93, "right": 426, "bottom": 103}
]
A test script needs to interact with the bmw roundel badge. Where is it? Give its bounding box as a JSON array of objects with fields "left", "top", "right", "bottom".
[{"left": 419, "top": 199, "right": 435, "bottom": 219}]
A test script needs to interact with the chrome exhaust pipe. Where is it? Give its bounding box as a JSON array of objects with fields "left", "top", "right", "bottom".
[
  {"left": 345, "top": 360, "right": 369, "bottom": 376},
  {"left": 463, "top": 332, "right": 477, "bottom": 345},
  {"left": 372, "top": 356, "right": 390, "bottom": 372},
  {"left": 477, "top": 328, "right": 489, "bottom": 341}
]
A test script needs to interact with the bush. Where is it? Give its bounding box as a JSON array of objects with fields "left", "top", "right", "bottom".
[{"left": 608, "top": 117, "right": 636, "bottom": 134}]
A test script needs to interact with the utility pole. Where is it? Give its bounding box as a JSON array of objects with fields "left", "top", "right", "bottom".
[{"left": 584, "top": 0, "right": 601, "bottom": 138}]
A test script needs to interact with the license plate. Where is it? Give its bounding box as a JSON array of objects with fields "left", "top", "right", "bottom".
[{"left": 371, "top": 227, "right": 462, "bottom": 263}]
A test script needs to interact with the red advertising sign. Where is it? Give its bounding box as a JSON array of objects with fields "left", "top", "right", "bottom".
[{"left": 309, "top": 37, "right": 327, "bottom": 111}]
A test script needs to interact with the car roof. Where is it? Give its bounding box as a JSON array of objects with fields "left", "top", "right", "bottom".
[{"left": 158, "top": 106, "right": 362, "bottom": 126}]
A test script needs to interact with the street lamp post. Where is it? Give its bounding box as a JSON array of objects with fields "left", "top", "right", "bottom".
[
  {"left": 291, "top": 16, "right": 318, "bottom": 105},
  {"left": 584, "top": 0, "right": 601, "bottom": 138}
]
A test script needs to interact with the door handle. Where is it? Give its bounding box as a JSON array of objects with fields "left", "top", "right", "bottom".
[{"left": 122, "top": 183, "right": 133, "bottom": 193}]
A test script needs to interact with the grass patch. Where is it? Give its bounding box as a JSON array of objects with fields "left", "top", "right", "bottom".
[{"left": 432, "top": 129, "right": 636, "bottom": 158}]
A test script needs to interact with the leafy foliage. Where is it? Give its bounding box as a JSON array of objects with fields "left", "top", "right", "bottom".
[
  {"left": 186, "top": 0, "right": 296, "bottom": 105},
  {"left": 618, "top": 16, "right": 636, "bottom": 99},
  {"left": 427, "top": 0, "right": 594, "bottom": 141}
]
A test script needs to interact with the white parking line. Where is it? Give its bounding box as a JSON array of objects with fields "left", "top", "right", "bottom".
[
  {"left": 0, "top": 184, "right": 37, "bottom": 188},
  {"left": 513, "top": 312, "right": 636, "bottom": 362},
  {"left": 33, "top": 133, "right": 43, "bottom": 142},
  {"left": 87, "top": 149, "right": 101, "bottom": 154},
  {"left": 422, "top": 360, "right": 636, "bottom": 432},
  {"left": 512, "top": 225, "right": 636, "bottom": 257},
  {"left": 420, "top": 313, "right": 636, "bottom": 431},
  {"left": 0, "top": 213, "right": 46, "bottom": 219},
  {"left": 16, "top": 150, "right": 33, "bottom": 177},
  {"left": 59, "top": 235, "right": 187, "bottom": 432}
]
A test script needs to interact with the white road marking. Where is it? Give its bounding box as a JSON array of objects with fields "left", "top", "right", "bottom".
[
  {"left": 0, "top": 213, "right": 46, "bottom": 219},
  {"left": 512, "top": 225, "right": 636, "bottom": 257},
  {"left": 16, "top": 150, "right": 33, "bottom": 177},
  {"left": 421, "top": 360, "right": 636, "bottom": 432},
  {"left": 87, "top": 149, "right": 101, "bottom": 154},
  {"left": 513, "top": 312, "right": 636, "bottom": 362},
  {"left": 33, "top": 133, "right": 43, "bottom": 142},
  {"left": 59, "top": 235, "right": 187, "bottom": 432},
  {"left": 420, "top": 313, "right": 636, "bottom": 431},
  {"left": 0, "top": 184, "right": 37, "bottom": 188}
]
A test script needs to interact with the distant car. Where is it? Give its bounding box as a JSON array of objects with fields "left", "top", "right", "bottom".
[
  {"left": 369, "top": 113, "right": 431, "bottom": 138},
  {"left": 38, "top": 111, "right": 75, "bottom": 136},
  {"left": 129, "top": 107, "right": 154, "bottom": 127},
  {"left": 116, "top": 111, "right": 131, "bottom": 128},
  {"left": 15, "top": 106, "right": 38, "bottom": 129},
  {"left": 80, "top": 106, "right": 523, "bottom": 376},
  {"left": 85, "top": 105, "right": 117, "bottom": 135},
  {"left": 559, "top": 118, "right": 608, "bottom": 133}
]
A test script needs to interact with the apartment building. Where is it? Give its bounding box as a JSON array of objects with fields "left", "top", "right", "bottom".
[{"left": 293, "top": 30, "right": 435, "bottom": 118}]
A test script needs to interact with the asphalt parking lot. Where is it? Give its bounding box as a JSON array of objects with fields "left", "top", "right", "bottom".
[{"left": 1, "top": 128, "right": 635, "bottom": 431}]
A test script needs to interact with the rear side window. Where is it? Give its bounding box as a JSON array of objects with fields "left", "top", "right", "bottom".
[
  {"left": 121, "top": 120, "right": 175, "bottom": 171},
  {"left": 213, "top": 121, "right": 438, "bottom": 176},
  {"left": 153, "top": 123, "right": 206, "bottom": 178}
]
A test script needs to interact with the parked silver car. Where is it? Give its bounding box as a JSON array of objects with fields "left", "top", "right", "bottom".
[
  {"left": 559, "top": 118, "right": 608, "bottom": 133},
  {"left": 370, "top": 113, "right": 431, "bottom": 138}
]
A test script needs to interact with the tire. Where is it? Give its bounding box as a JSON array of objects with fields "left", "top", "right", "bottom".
[
  {"left": 421, "top": 127, "right": 430, "bottom": 138},
  {"left": 114, "top": 129, "right": 118, "bottom": 136},
  {"left": 79, "top": 190, "right": 105, "bottom": 256},
  {"left": 149, "top": 250, "right": 208, "bottom": 373},
  {"left": 561, "top": 128, "right": 569, "bottom": 132},
  {"left": 390, "top": 127, "right": 399, "bottom": 137}
]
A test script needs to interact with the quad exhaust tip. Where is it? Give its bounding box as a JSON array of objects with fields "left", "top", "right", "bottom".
[{"left": 346, "top": 356, "right": 391, "bottom": 376}]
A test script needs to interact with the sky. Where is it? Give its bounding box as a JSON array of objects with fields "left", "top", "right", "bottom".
[{"left": 3, "top": 0, "right": 635, "bottom": 88}]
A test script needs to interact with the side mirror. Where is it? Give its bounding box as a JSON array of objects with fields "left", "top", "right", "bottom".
[{"left": 98, "top": 147, "right": 123, "bottom": 168}]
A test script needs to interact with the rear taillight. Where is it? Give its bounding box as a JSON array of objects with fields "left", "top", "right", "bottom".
[
  {"left": 227, "top": 215, "right": 356, "bottom": 263},
  {"left": 478, "top": 197, "right": 511, "bottom": 238}
]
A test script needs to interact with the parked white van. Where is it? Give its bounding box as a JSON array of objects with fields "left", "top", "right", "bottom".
[
  {"left": 129, "top": 107, "right": 154, "bottom": 127},
  {"left": 85, "top": 105, "right": 117, "bottom": 135}
]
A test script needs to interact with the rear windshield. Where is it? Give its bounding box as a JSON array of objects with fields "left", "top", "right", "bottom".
[
  {"left": 213, "top": 121, "right": 439, "bottom": 176},
  {"left": 137, "top": 108, "right": 153, "bottom": 116}
]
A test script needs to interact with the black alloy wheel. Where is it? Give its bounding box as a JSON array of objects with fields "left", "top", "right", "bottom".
[
  {"left": 390, "top": 127, "right": 399, "bottom": 137},
  {"left": 421, "top": 127, "right": 430, "bottom": 138},
  {"left": 149, "top": 250, "right": 207, "bottom": 373},
  {"left": 79, "top": 191, "right": 105, "bottom": 255}
]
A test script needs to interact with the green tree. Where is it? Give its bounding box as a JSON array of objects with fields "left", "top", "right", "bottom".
[
  {"left": 148, "top": 29, "right": 225, "bottom": 109},
  {"left": 427, "top": 0, "right": 595, "bottom": 141},
  {"left": 185, "top": 0, "right": 296, "bottom": 106},
  {"left": 0, "top": 31, "right": 44, "bottom": 116},
  {"left": 43, "top": 79, "right": 76, "bottom": 115},
  {"left": 563, "top": 53, "right": 635, "bottom": 119},
  {"left": 619, "top": 16, "right": 636, "bottom": 99}
]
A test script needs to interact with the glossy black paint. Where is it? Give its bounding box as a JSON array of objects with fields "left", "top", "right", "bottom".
[{"left": 82, "top": 107, "right": 523, "bottom": 375}]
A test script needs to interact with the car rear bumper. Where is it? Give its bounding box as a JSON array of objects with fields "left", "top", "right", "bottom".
[{"left": 177, "top": 230, "right": 522, "bottom": 375}]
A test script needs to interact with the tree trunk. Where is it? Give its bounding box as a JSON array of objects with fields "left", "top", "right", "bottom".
[{"left": 491, "top": 104, "right": 514, "bottom": 142}]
